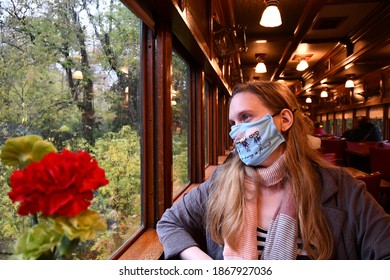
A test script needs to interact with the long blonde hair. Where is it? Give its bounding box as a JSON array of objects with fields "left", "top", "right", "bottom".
[{"left": 206, "top": 81, "right": 333, "bottom": 259}]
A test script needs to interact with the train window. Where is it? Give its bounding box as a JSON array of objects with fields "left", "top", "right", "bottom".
[
  {"left": 369, "top": 105, "right": 384, "bottom": 138},
  {"left": 0, "top": 0, "right": 143, "bottom": 259},
  {"left": 335, "top": 112, "right": 343, "bottom": 136},
  {"left": 317, "top": 115, "right": 326, "bottom": 133},
  {"left": 356, "top": 108, "right": 366, "bottom": 118},
  {"left": 172, "top": 51, "right": 190, "bottom": 196},
  {"left": 328, "top": 113, "right": 334, "bottom": 134},
  {"left": 344, "top": 110, "right": 353, "bottom": 132}
]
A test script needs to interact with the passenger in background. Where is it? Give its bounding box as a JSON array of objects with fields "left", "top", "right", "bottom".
[
  {"left": 313, "top": 121, "right": 325, "bottom": 135},
  {"left": 157, "top": 81, "right": 390, "bottom": 260},
  {"left": 342, "top": 116, "right": 382, "bottom": 142}
]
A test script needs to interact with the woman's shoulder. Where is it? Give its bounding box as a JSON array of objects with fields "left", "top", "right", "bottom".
[
  {"left": 316, "top": 164, "right": 364, "bottom": 201},
  {"left": 318, "top": 164, "right": 354, "bottom": 182}
]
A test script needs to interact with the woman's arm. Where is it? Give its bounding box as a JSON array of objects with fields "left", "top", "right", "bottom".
[
  {"left": 156, "top": 181, "right": 212, "bottom": 259},
  {"left": 179, "top": 246, "right": 213, "bottom": 260},
  {"left": 349, "top": 179, "right": 390, "bottom": 259}
]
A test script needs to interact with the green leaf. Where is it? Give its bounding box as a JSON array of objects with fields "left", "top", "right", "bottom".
[{"left": 0, "top": 135, "right": 57, "bottom": 168}]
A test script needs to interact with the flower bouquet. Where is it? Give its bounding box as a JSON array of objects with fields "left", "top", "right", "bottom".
[{"left": 0, "top": 135, "right": 109, "bottom": 259}]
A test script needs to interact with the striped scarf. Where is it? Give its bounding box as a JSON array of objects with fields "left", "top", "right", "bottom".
[{"left": 223, "top": 155, "right": 298, "bottom": 260}]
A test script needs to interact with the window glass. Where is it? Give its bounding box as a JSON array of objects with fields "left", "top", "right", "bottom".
[
  {"left": 327, "top": 113, "right": 334, "bottom": 134},
  {"left": 356, "top": 108, "right": 366, "bottom": 117},
  {"left": 369, "top": 106, "right": 383, "bottom": 139},
  {"left": 172, "top": 51, "right": 190, "bottom": 197},
  {"left": 0, "top": 0, "right": 142, "bottom": 260},
  {"left": 335, "top": 112, "right": 343, "bottom": 136},
  {"left": 344, "top": 110, "right": 353, "bottom": 131}
]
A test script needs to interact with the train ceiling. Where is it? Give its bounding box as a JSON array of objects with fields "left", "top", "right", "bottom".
[{"left": 218, "top": 0, "right": 390, "bottom": 96}]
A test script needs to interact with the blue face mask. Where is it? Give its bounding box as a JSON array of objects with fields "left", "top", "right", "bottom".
[{"left": 229, "top": 113, "right": 285, "bottom": 166}]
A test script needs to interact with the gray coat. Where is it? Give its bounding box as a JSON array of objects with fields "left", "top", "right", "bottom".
[{"left": 156, "top": 165, "right": 390, "bottom": 259}]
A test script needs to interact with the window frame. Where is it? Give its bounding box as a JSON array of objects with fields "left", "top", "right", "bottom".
[{"left": 114, "top": 0, "right": 232, "bottom": 260}]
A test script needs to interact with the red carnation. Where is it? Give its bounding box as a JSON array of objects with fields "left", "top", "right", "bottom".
[{"left": 8, "top": 149, "right": 109, "bottom": 217}]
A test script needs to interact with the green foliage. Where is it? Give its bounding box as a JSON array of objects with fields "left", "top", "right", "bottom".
[
  {"left": 92, "top": 125, "right": 141, "bottom": 217},
  {"left": 0, "top": 126, "right": 142, "bottom": 260},
  {"left": 172, "top": 51, "right": 190, "bottom": 131},
  {"left": 172, "top": 133, "right": 189, "bottom": 194},
  {"left": 0, "top": 0, "right": 143, "bottom": 260},
  {"left": 0, "top": 0, "right": 189, "bottom": 261},
  {"left": 171, "top": 51, "right": 190, "bottom": 194},
  {"left": 81, "top": 126, "right": 142, "bottom": 260},
  {"left": 0, "top": 163, "right": 31, "bottom": 258}
]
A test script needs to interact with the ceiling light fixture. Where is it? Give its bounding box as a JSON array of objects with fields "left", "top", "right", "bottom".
[
  {"left": 345, "top": 74, "right": 355, "bottom": 88},
  {"left": 255, "top": 53, "right": 267, "bottom": 73},
  {"left": 296, "top": 60, "right": 309, "bottom": 71},
  {"left": 320, "top": 88, "right": 328, "bottom": 98},
  {"left": 292, "top": 54, "right": 312, "bottom": 71},
  {"left": 305, "top": 97, "right": 312, "bottom": 104},
  {"left": 260, "top": 0, "right": 282, "bottom": 27}
]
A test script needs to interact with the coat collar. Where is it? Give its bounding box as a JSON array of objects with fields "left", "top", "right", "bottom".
[{"left": 320, "top": 167, "right": 342, "bottom": 203}]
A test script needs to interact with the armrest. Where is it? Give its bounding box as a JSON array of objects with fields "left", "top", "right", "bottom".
[{"left": 118, "top": 229, "right": 163, "bottom": 260}]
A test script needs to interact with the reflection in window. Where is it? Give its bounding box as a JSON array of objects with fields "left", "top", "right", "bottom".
[
  {"left": 0, "top": 0, "right": 142, "bottom": 259},
  {"left": 172, "top": 51, "right": 190, "bottom": 196}
]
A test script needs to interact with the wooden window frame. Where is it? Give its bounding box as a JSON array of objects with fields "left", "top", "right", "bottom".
[{"left": 114, "top": 0, "right": 232, "bottom": 260}]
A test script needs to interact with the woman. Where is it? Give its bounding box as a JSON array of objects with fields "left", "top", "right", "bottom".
[{"left": 157, "top": 81, "right": 390, "bottom": 260}]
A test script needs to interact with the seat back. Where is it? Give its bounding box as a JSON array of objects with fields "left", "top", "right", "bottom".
[
  {"left": 321, "top": 153, "right": 337, "bottom": 165},
  {"left": 320, "top": 139, "right": 347, "bottom": 165},
  {"left": 346, "top": 141, "right": 380, "bottom": 154},
  {"left": 379, "top": 141, "right": 390, "bottom": 149},
  {"left": 355, "top": 171, "right": 382, "bottom": 202},
  {"left": 370, "top": 147, "right": 390, "bottom": 181}
]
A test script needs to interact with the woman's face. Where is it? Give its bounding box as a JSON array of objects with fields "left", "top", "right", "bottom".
[{"left": 229, "top": 91, "right": 285, "bottom": 167}]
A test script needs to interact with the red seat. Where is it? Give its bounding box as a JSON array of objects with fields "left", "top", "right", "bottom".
[
  {"left": 320, "top": 139, "right": 347, "bottom": 165},
  {"left": 379, "top": 141, "right": 390, "bottom": 149},
  {"left": 345, "top": 141, "right": 380, "bottom": 173},
  {"left": 321, "top": 153, "right": 337, "bottom": 165},
  {"left": 346, "top": 141, "right": 380, "bottom": 154},
  {"left": 355, "top": 171, "right": 382, "bottom": 203},
  {"left": 370, "top": 147, "right": 390, "bottom": 181}
]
